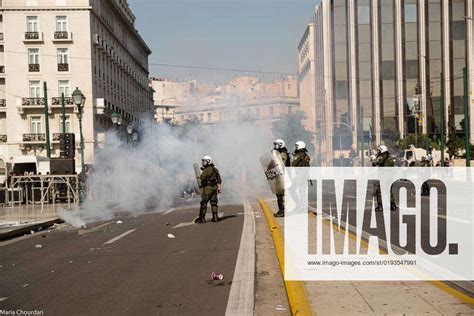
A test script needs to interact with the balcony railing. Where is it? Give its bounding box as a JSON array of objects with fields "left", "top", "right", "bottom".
[
  {"left": 0, "top": 99, "right": 5, "bottom": 107},
  {"left": 51, "top": 96, "right": 74, "bottom": 105},
  {"left": 52, "top": 133, "right": 61, "bottom": 142},
  {"left": 29, "top": 63, "right": 40, "bottom": 72},
  {"left": 0, "top": 135, "right": 7, "bottom": 143},
  {"left": 22, "top": 98, "right": 45, "bottom": 106},
  {"left": 58, "top": 63, "right": 69, "bottom": 72},
  {"left": 0, "top": 33, "right": 3, "bottom": 41},
  {"left": 24, "top": 32, "right": 40, "bottom": 40},
  {"left": 0, "top": 66, "right": 5, "bottom": 74},
  {"left": 23, "top": 133, "right": 45, "bottom": 142},
  {"left": 54, "top": 31, "right": 69, "bottom": 40}
]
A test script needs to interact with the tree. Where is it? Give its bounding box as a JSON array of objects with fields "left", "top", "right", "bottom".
[
  {"left": 445, "top": 116, "right": 464, "bottom": 157},
  {"left": 271, "top": 111, "right": 314, "bottom": 154}
]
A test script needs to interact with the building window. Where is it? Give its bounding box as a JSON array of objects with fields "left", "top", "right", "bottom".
[
  {"left": 357, "top": 6, "right": 370, "bottom": 25},
  {"left": 58, "top": 80, "right": 70, "bottom": 96},
  {"left": 56, "top": 16, "right": 68, "bottom": 31},
  {"left": 28, "top": 48, "right": 40, "bottom": 72},
  {"left": 59, "top": 115, "right": 71, "bottom": 133},
  {"left": 57, "top": 48, "right": 69, "bottom": 71},
  {"left": 335, "top": 81, "right": 348, "bottom": 99},
  {"left": 381, "top": 61, "right": 395, "bottom": 80},
  {"left": 405, "top": 60, "right": 418, "bottom": 79},
  {"left": 207, "top": 112, "right": 211, "bottom": 121},
  {"left": 26, "top": 16, "right": 38, "bottom": 32},
  {"left": 29, "top": 81, "right": 41, "bottom": 98},
  {"left": 451, "top": 21, "right": 465, "bottom": 40},
  {"left": 30, "top": 116, "right": 42, "bottom": 134},
  {"left": 404, "top": 4, "right": 417, "bottom": 23}
]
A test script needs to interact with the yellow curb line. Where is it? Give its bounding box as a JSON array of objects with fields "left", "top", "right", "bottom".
[
  {"left": 310, "top": 212, "right": 474, "bottom": 306},
  {"left": 258, "top": 198, "right": 314, "bottom": 316}
]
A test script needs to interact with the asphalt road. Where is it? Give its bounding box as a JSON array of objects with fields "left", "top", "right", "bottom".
[{"left": 0, "top": 204, "right": 244, "bottom": 315}]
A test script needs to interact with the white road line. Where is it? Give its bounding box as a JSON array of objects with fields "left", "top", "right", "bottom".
[
  {"left": 225, "top": 201, "right": 255, "bottom": 316},
  {"left": 0, "top": 233, "right": 38, "bottom": 247},
  {"left": 103, "top": 229, "right": 136, "bottom": 245},
  {"left": 0, "top": 297, "right": 8, "bottom": 302},
  {"left": 164, "top": 208, "right": 176, "bottom": 215}
]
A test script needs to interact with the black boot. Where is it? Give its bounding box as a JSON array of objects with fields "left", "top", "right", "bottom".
[
  {"left": 375, "top": 205, "right": 383, "bottom": 212},
  {"left": 211, "top": 212, "right": 219, "bottom": 222},
  {"left": 274, "top": 211, "right": 285, "bottom": 217}
]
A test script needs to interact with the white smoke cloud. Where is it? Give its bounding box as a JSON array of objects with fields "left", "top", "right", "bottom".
[{"left": 61, "top": 117, "right": 274, "bottom": 226}]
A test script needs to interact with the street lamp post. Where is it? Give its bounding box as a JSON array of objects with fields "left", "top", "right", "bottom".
[
  {"left": 127, "top": 123, "right": 133, "bottom": 146},
  {"left": 72, "top": 87, "right": 86, "bottom": 203}
]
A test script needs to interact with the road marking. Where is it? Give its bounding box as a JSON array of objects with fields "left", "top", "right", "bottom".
[
  {"left": 78, "top": 222, "right": 112, "bottom": 235},
  {"left": 164, "top": 208, "right": 176, "bottom": 215},
  {"left": 103, "top": 229, "right": 136, "bottom": 245},
  {"left": 0, "top": 297, "right": 7, "bottom": 302},
  {"left": 225, "top": 201, "right": 255, "bottom": 316},
  {"left": 173, "top": 213, "right": 225, "bottom": 229},
  {"left": 0, "top": 233, "right": 38, "bottom": 247}
]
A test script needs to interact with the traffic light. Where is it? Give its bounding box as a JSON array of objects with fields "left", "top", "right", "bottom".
[{"left": 59, "top": 133, "right": 76, "bottom": 158}]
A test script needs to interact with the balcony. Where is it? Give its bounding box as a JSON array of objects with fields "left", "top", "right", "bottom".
[
  {"left": 52, "top": 133, "right": 61, "bottom": 142},
  {"left": 22, "top": 97, "right": 45, "bottom": 106},
  {"left": 0, "top": 99, "right": 5, "bottom": 107},
  {"left": 0, "top": 66, "right": 5, "bottom": 77},
  {"left": 23, "top": 133, "right": 45, "bottom": 143},
  {"left": 57, "top": 63, "right": 69, "bottom": 72},
  {"left": 51, "top": 96, "right": 74, "bottom": 106},
  {"left": 0, "top": 33, "right": 4, "bottom": 42},
  {"left": 0, "top": 135, "right": 6, "bottom": 143},
  {"left": 29, "top": 63, "right": 40, "bottom": 72},
  {"left": 53, "top": 31, "right": 72, "bottom": 42},
  {"left": 23, "top": 32, "right": 43, "bottom": 42}
]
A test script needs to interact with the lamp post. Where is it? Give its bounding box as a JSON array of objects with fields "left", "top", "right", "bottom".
[
  {"left": 132, "top": 132, "right": 138, "bottom": 148},
  {"left": 72, "top": 87, "right": 86, "bottom": 203}
]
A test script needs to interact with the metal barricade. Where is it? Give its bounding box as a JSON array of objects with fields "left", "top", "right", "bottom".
[{"left": 7, "top": 175, "right": 79, "bottom": 207}]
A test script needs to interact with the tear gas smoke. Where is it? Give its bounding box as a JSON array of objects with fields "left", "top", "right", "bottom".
[{"left": 61, "top": 118, "right": 274, "bottom": 226}]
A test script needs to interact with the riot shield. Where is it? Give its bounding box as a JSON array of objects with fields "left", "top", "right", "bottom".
[
  {"left": 260, "top": 150, "right": 287, "bottom": 194},
  {"left": 193, "top": 163, "right": 202, "bottom": 189}
]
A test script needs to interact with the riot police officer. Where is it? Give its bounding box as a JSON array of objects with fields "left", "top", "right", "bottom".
[
  {"left": 196, "top": 156, "right": 222, "bottom": 223},
  {"left": 292, "top": 141, "right": 311, "bottom": 167},
  {"left": 273, "top": 139, "right": 290, "bottom": 217},
  {"left": 372, "top": 145, "right": 397, "bottom": 212}
]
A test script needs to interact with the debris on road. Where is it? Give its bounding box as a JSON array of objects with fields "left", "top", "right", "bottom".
[
  {"left": 35, "top": 244, "right": 42, "bottom": 249},
  {"left": 68, "top": 260, "right": 74, "bottom": 264},
  {"left": 211, "top": 272, "right": 223, "bottom": 280},
  {"left": 166, "top": 222, "right": 170, "bottom": 226},
  {"left": 276, "top": 305, "right": 286, "bottom": 311},
  {"left": 116, "top": 220, "right": 123, "bottom": 225},
  {"left": 22, "top": 284, "right": 29, "bottom": 288},
  {"left": 30, "top": 230, "right": 35, "bottom": 234},
  {"left": 167, "top": 234, "right": 176, "bottom": 239}
]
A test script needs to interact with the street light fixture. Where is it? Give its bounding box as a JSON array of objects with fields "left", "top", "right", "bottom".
[
  {"left": 127, "top": 123, "right": 134, "bottom": 135},
  {"left": 72, "top": 87, "right": 86, "bottom": 203}
]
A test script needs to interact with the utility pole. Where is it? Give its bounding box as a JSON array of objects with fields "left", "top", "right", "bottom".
[
  {"left": 43, "top": 82, "right": 51, "bottom": 158},
  {"left": 440, "top": 73, "right": 445, "bottom": 165},
  {"left": 463, "top": 67, "right": 471, "bottom": 166},
  {"left": 61, "top": 92, "right": 66, "bottom": 134}
]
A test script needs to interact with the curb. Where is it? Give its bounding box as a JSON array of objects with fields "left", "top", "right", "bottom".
[
  {"left": 0, "top": 218, "right": 63, "bottom": 241},
  {"left": 258, "top": 198, "right": 313, "bottom": 316}
]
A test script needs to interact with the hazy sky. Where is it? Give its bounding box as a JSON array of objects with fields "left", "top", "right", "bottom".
[{"left": 127, "top": 0, "right": 319, "bottom": 83}]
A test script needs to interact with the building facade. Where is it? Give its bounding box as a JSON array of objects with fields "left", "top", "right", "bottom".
[
  {"left": 299, "top": 0, "right": 474, "bottom": 165},
  {"left": 0, "top": 0, "right": 153, "bottom": 171}
]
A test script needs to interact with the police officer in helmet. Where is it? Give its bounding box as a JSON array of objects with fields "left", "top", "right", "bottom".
[
  {"left": 196, "top": 156, "right": 222, "bottom": 223},
  {"left": 372, "top": 145, "right": 397, "bottom": 212},
  {"left": 273, "top": 139, "right": 290, "bottom": 217},
  {"left": 292, "top": 141, "right": 311, "bottom": 167}
]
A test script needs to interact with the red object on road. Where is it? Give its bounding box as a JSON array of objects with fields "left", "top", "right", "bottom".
[{"left": 211, "top": 272, "right": 223, "bottom": 280}]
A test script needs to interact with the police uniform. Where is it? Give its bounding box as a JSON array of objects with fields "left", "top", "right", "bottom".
[
  {"left": 198, "top": 163, "right": 222, "bottom": 222},
  {"left": 292, "top": 149, "right": 311, "bottom": 167},
  {"left": 274, "top": 147, "right": 291, "bottom": 217},
  {"left": 372, "top": 150, "right": 397, "bottom": 211}
]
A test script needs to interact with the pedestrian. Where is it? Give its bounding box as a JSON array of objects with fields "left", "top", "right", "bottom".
[
  {"left": 292, "top": 141, "right": 310, "bottom": 167},
  {"left": 196, "top": 156, "right": 222, "bottom": 223},
  {"left": 272, "top": 139, "right": 290, "bottom": 218},
  {"left": 372, "top": 145, "right": 397, "bottom": 212}
]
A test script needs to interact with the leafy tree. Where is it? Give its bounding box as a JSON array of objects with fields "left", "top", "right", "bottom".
[
  {"left": 271, "top": 111, "right": 314, "bottom": 154},
  {"left": 445, "top": 116, "right": 464, "bottom": 157}
]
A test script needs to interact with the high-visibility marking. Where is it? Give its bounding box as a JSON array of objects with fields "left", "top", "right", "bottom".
[{"left": 103, "top": 229, "right": 135, "bottom": 245}]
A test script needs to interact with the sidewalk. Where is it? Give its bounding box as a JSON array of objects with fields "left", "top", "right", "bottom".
[
  {"left": 263, "top": 199, "right": 473, "bottom": 315},
  {"left": 0, "top": 204, "right": 69, "bottom": 240}
]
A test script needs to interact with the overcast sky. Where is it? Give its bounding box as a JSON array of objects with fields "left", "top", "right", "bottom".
[{"left": 127, "top": 0, "right": 319, "bottom": 83}]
